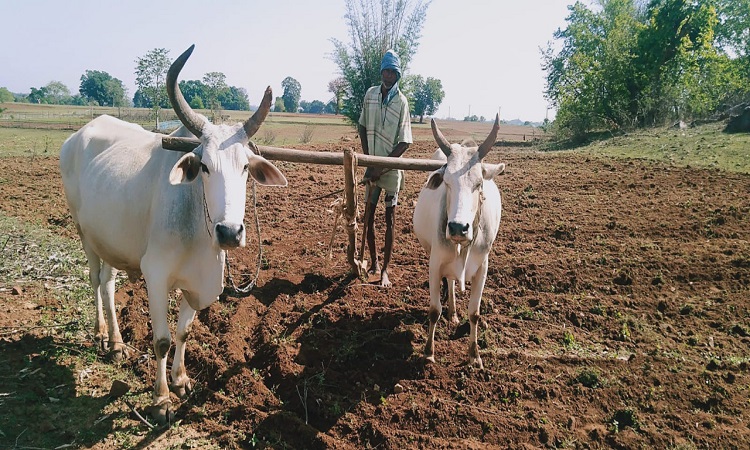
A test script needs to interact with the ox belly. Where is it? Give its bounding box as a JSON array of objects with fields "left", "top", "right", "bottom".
[{"left": 432, "top": 243, "right": 487, "bottom": 290}]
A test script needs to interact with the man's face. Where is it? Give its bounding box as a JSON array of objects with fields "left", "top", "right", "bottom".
[{"left": 381, "top": 68, "right": 398, "bottom": 89}]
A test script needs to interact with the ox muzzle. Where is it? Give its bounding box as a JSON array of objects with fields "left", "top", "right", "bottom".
[
  {"left": 215, "top": 221, "right": 245, "bottom": 249},
  {"left": 447, "top": 221, "right": 472, "bottom": 244}
]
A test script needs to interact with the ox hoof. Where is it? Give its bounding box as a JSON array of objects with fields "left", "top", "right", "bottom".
[
  {"left": 170, "top": 379, "right": 193, "bottom": 399},
  {"left": 107, "top": 345, "right": 129, "bottom": 362},
  {"left": 469, "top": 356, "right": 484, "bottom": 370},
  {"left": 146, "top": 400, "right": 174, "bottom": 426},
  {"left": 95, "top": 334, "right": 108, "bottom": 353}
]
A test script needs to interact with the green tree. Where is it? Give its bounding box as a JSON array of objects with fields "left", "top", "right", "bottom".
[
  {"left": 635, "top": 0, "right": 727, "bottom": 124},
  {"left": 79, "top": 70, "right": 126, "bottom": 106},
  {"left": 331, "top": 0, "right": 430, "bottom": 124},
  {"left": 219, "top": 86, "right": 250, "bottom": 111},
  {"left": 68, "top": 94, "right": 87, "bottom": 106},
  {"left": 715, "top": 0, "right": 750, "bottom": 60},
  {"left": 28, "top": 86, "right": 49, "bottom": 104},
  {"left": 274, "top": 96, "right": 285, "bottom": 112},
  {"left": 327, "top": 77, "right": 348, "bottom": 114},
  {"left": 281, "top": 76, "right": 301, "bottom": 113},
  {"left": 190, "top": 96, "right": 205, "bottom": 109},
  {"left": 0, "top": 87, "right": 14, "bottom": 103},
  {"left": 543, "top": 0, "right": 641, "bottom": 141},
  {"left": 715, "top": 0, "right": 750, "bottom": 103},
  {"left": 45, "top": 81, "right": 71, "bottom": 104},
  {"left": 409, "top": 75, "right": 444, "bottom": 123},
  {"left": 203, "top": 71, "right": 228, "bottom": 120},
  {"left": 300, "top": 99, "right": 326, "bottom": 114},
  {"left": 135, "top": 48, "right": 171, "bottom": 127},
  {"left": 179, "top": 79, "right": 207, "bottom": 109}
]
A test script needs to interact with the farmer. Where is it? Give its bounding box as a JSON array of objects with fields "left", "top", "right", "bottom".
[{"left": 357, "top": 49, "right": 413, "bottom": 287}]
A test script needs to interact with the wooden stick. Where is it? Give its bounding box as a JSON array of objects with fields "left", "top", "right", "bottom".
[
  {"left": 342, "top": 149, "right": 361, "bottom": 277},
  {"left": 162, "top": 137, "right": 445, "bottom": 172}
]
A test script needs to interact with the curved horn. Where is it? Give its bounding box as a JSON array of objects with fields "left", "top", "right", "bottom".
[
  {"left": 431, "top": 118, "right": 452, "bottom": 157},
  {"left": 167, "top": 45, "right": 204, "bottom": 138},
  {"left": 477, "top": 114, "right": 500, "bottom": 160},
  {"left": 243, "top": 86, "right": 273, "bottom": 139}
]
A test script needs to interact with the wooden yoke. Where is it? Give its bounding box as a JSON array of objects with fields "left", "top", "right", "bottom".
[{"left": 162, "top": 137, "right": 446, "bottom": 172}]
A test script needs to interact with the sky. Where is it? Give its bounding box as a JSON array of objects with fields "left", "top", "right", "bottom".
[{"left": 2, "top": 0, "right": 575, "bottom": 123}]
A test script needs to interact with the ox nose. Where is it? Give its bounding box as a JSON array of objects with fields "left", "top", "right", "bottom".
[
  {"left": 215, "top": 222, "right": 244, "bottom": 248},
  {"left": 447, "top": 222, "right": 470, "bottom": 238}
]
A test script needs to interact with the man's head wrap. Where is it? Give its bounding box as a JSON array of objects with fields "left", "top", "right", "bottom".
[{"left": 380, "top": 50, "right": 402, "bottom": 81}]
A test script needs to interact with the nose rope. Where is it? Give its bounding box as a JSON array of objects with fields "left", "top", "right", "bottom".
[
  {"left": 473, "top": 188, "right": 485, "bottom": 234},
  {"left": 223, "top": 179, "right": 263, "bottom": 297},
  {"left": 202, "top": 187, "right": 212, "bottom": 237}
]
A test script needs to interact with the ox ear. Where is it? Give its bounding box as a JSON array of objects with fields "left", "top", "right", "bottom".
[
  {"left": 169, "top": 152, "right": 201, "bottom": 185},
  {"left": 482, "top": 162, "right": 505, "bottom": 180},
  {"left": 425, "top": 166, "right": 445, "bottom": 190},
  {"left": 247, "top": 153, "right": 288, "bottom": 187}
]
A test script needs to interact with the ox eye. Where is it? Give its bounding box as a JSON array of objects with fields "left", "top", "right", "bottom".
[
  {"left": 243, "top": 163, "right": 249, "bottom": 174},
  {"left": 201, "top": 163, "right": 209, "bottom": 174}
]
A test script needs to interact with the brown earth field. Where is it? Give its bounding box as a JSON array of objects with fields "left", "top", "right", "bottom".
[{"left": 1, "top": 132, "right": 750, "bottom": 449}]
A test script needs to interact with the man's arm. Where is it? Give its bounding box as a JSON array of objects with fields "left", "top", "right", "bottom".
[
  {"left": 388, "top": 141, "right": 410, "bottom": 158},
  {"left": 358, "top": 124, "right": 369, "bottom": 155}
]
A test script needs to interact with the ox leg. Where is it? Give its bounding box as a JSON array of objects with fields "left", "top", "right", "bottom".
[
  {"left": 467, "top": 262, "right": 489, "bottom": 369},
  {"left": 143, "top": 277, "right": 173, "bottom": 424},
  {"left": 100, "top": 262, "right": 128, "bottom": 360},
  {"left": 424, "top": 261, "right": 443, "bottom": 364},
  {"left": 445, "top": 278, "right": 459, "bottom": 324},
  {"left": 82, "top": 245, "right": 107, "bottom": 351},
  {"left": 170, "top": 294, "right": 197, "bottom": 398}
]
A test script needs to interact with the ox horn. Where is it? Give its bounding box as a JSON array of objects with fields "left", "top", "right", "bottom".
[
  {"left": 431, "top": 118, "right": 452, "bottom": 157},
  {"left": 243, "top": 86, "right": 273, "bottom": 140},
  {"left": 477, "top": 114, "right": 500, "bottom": 160},
  {"left": 167, "top": 45, "right": 205, "bottom": 138}
]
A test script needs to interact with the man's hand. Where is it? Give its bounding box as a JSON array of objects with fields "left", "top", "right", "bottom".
[{"left": 363, "top": 167, "right": 383, "bottom": 183}]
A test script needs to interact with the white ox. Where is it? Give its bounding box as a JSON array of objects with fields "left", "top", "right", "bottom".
[
  {"left": 413, "top": 115, "right": 504, "bottom": 369},
  {"left": 59, "top": 45, "right": 287, "bottom": 422}
]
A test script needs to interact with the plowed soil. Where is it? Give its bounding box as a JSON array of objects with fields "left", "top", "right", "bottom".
[{"left": 1, "top": 136, "right": 750, "bottom": 449}]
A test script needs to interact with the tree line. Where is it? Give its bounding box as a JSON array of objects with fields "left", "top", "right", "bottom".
[
  {"left": 543, "top": 0, "right": 750, "bottom": 142},
  {"left": 3, "top": 1, "right": 450, "bottom": 127}
]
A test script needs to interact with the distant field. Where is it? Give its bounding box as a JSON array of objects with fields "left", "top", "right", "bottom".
[
  {"left": 2, "top": 102, "right": 748, "bottom": 175},
  {"left": 0, "top": 102, "right": 540, "bottom": 150},
  {"left": 0, "top": 128, "right": 73, "bottom": 157}
]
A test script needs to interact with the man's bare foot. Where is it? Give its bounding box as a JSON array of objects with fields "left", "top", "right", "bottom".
[
  {"left": 369, "top": 262, "right": 381, "bottom": 276},
  {"left": 379, "top": 270, "right": 392, "bottom": 287}
]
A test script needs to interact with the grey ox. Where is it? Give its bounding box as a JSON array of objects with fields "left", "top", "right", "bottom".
[
  {"left": 413, "top": 115, "right": 504, "bottom": 369},
  {"left": 59, "top": 45, "right": 287, "bottom": 422}
]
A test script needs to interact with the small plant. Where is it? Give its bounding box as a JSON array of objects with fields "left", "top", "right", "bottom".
[
  {"left": 513, "top": 308, "right": 535, "bottom": 320},
  {"left": 609, "top": 409, "right": 641, "bottom": 432},
  {"left": 259, "top": 128, "right": 277, "bottom": 145},
  {"left": 574, "top": 368, "right": 602, "bottom": 388},
  {"left": 619, "top": 322, "right": 631, "bottom": 341},
  {"left": 299, "top": 125, "right": 316, "bottom": 143},
  {"left": 562, "top": 329, "right": 577, "bottom": 348},
  {"left": 590, "top": 303, "right": 606, "bottom": 316}
]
